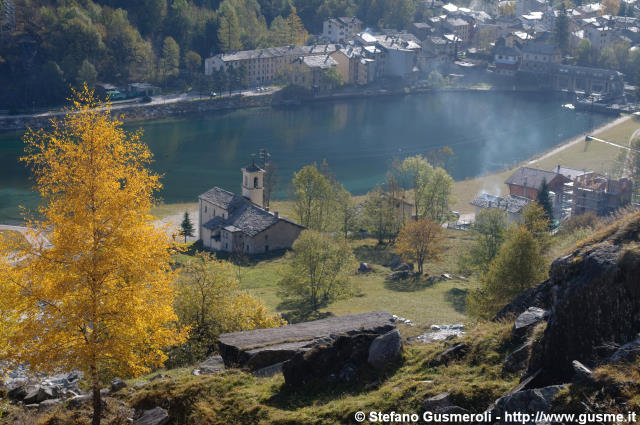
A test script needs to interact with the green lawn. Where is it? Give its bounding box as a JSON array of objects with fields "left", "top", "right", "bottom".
[{"left": 180, "top": 230, "right": 478, "bottom": 328}]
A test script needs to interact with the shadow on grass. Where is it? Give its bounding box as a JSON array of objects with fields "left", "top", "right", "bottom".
[
  {"left": 383, "top": 277, "right": 436, "bottom": 292},
  {"left": 445, "top": 288, "right": 468, "bottom": 314},
  {"left": 264, "top": 358, "right": 404, "bottom": 411},
  {"left": 276, "top": 299, "right": 335, "bottom": 324},
  {"left": 353, "top": 243, "right": 397, "bottom": 266}
]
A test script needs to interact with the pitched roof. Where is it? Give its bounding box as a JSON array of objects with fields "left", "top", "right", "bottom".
[
  {"left": 198, "top": 187, "right": 238, "bottom": 209},
  {"left": 470, "top": 193, "right": 531, "bottom": 213},
  {"left": 521, "top": 41, "right": 560, "bottom": 55},
  {"left": 201, "top": 187, "right": 304, "bottom": 237},
  {"left": 505, "top": 167, "right": 563, "bottom": 189},
  {"left": 214, "top": 44, "right": 339, "bottom": 62}
]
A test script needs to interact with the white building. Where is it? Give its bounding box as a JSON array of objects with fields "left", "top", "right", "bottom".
[{"left": 322, "top": 17, "right": 363, "bottom": 42}]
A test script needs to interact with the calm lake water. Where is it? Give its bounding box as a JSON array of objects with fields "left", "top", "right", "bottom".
[{"left": 0, "top": 91, "right": 610, "bottom": 223}]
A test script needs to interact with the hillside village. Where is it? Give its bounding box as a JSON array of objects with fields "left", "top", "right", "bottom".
[{"left": 199, "top": 1, "right": 640, "bottom": 107}]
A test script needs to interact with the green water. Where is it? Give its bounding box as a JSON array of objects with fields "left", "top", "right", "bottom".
[{"left": 0, "top": 91, "right": 610, "bottom": 223}]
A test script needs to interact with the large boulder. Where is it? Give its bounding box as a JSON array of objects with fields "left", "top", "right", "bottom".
[
  {"left": 7, "top": 385, "right": 28, "bottom": 401},
  {"left": 218, "top": 311, "right": 395, "bottom": 371},
  {"left": 367, "top": 329, "right": 402, "bottom": 370},
  {"left": 609, "top": 337, "right": 640, "bottom": 363},
  {"left": 527, "top": 244, "right": 640, "bottom": 384},
  {"left": 431, "top": 343, "right": 469, "bottom": 366},
  {"left": 136, "top": 407, "right": 170, "bottom": 425},
  {"left": 358, "top": 262, "right": 372, "bottom": 273},
  {"left": 494, "top": 280, "right": 554, "bottom": 320},
  {"left": 110, "top": 377, "right": 127, "bottom": 393},
  {"left": 502, "top": 341, "right": 532, "bottom": 374},
  {"left": 421, "top": 392, "right": 452, "bottom": 413},
  {"left": 485, "top": 385, "right": 566, "bottom": 424},
  {"left": 282, "top": 333, "right": 380, "bottom": 387},
  {"left": 512, "top": 307, "right": 547, "bottom": 338},
  {"left": 23, "top": 386, "right": 58, "bottom": 404}
]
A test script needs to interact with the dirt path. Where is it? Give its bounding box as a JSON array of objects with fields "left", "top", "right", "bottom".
[{"left": 155, "top": 206, "right": 199, "bottom": 243}]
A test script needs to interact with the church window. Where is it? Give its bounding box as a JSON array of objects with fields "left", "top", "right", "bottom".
[{"left": 254, "top": 177, "right": 259, "bottom": 188}]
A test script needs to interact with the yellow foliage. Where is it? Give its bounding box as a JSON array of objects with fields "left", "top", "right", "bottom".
[
  {"left": 395, "top": 218, "right": 444, "bottom": 274},
  {"left": 0, "top": 88, "right": 186, "bottom": 393},
  {"left": 175, "top": 252, "right": 285, "bottom": 344}
]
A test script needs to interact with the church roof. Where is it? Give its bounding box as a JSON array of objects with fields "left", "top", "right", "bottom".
[{"left": 200, "top": 187, "right": 304, "bottom": 237}]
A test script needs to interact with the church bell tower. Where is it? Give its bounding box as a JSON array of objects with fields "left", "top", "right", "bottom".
[{"left": 242, "top": 160, "right": 264, "bottom": 207}]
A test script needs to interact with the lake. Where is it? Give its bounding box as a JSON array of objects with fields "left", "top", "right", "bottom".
[{"left": 0, "top": 91, "right": 610, "bottom": 223}]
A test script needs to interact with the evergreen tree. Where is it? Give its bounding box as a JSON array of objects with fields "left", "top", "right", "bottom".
[
  {"left": 553, "top": 4, "right": 569, "bottom": 53},
  {"left": 536, "top": 178, "right": 554, "bottom": 223},
  {"left": 180, "top": 211, "right": 195, "bottom": 243}
]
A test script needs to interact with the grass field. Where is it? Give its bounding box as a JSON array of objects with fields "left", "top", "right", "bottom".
[{"left": 174, "top": 230, "right": 478, "bottom": 328}]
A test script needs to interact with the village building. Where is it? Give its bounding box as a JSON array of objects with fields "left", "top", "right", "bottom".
[
  {"left": 560, "top": 174, "right": 632, "bottom": 217},
  {"left": 322, "top": 17, "right": 363, "bottom": 42},
  {"left": 291, "top": 55, "right": 338, "bottom": 89},
  {"left": 504, "top": 166, "right": 570, "bottom": 200},
  {"left": 494, "top": 45, "right": 521, "bottom": 76},
  {"left": 204, "top": 44, "right": 338, "bottom": 86},
  {"left": 519, "top": 41, "right": 561, "bottom": 73},
  {"left": 198, "top": 162, "right": 304, "bottom": 254},
  {"left": 470, "top": 193, "right": 531, "bottom": 222}
]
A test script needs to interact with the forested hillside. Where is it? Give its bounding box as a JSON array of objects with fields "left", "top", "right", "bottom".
[{"left": 0, "top": 0, "right": 417, "bottom": 109}]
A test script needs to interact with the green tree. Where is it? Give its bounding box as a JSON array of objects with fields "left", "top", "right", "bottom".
[
  {"left": 323, "top": 67, "right": 343, "bottom": 89},
  {"left": 419, "top": 167, "right": 454, "bottom": 222},
  {"left": 217, "top": 2, "right": 243, "bottom": 51},
  {"left": 161, "top": 36, "right": 180, "bottom": 79},
  {"left": 184, "top": 50, "right": 202, "bottom": 76},
  {"left": 75, "top": 59, "right": 97, "bottom": 89},
  {"left": 536, "top": 178, "right": 554, "bottom": 222},
  {"left": 362, "top": 184, "right": 396, "bottom": 244},
  {"left": 553, "top": 4, "right": 569, "bottom": 53},
  {"left": 427, "top": 70, "right": 446, "bottom": 89},
  {"left": 278, "top": 230, "right": 356, "bottom": 311},
  {"left": 180, "top": 211, "right": 195, "bottom": 243},
  {"left": 292, "top": 164, "right": 335, "bottom": 231},
  {"left": 400, "top": 155, "right": 434, "bottom": 218},
  {"left": 466, "top": 208, "right": 508, "bottom": 274},
  {"left": 335, "top": 184, "right": 359, "bottom": 239},
  {"left": 576, "top": 38, "right": 593, "bottom": 66},
  {"left": 522, "top": 202, "right": 552, "bottom": 252},
  {"left": 467, "top": 226, "right": 547, "bottom": 319}
]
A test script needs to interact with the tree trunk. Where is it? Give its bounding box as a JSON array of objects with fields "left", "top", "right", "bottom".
[{"left": 91, "top": 364, "right": 102, "bottom": 425}]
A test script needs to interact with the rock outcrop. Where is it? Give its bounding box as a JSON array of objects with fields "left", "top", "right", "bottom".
[
  {"left": 527, "top": 243, "right": 640, "bottom": 384},
  {"left": 218, "top": 311, "right": 395, "bottom": 371}
]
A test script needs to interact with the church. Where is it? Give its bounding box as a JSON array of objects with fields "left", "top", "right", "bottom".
[{"left": 198, "top": 162, "right": 305, "bottom": 254}]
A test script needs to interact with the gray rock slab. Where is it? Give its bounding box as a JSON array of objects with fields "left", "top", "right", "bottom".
[
  {"left": 218, "top": 311, "right": 395, "bottom": 370},
  {"left": 136, "top": 407, "right": 170, "bottom": 425}
]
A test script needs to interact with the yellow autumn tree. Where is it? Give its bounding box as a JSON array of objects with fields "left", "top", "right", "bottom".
[
  {"left": 395, "top": 218, "right": 444, "bottom": 274},
  {"left": 174, "top": 252, "right": 285, "bottom": 363},
  {"left": 0, "top": 88, "right": 186, "bottom": 425},
  {"left": 286, "top": 6, "right": 309, "bottom": 46}
]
